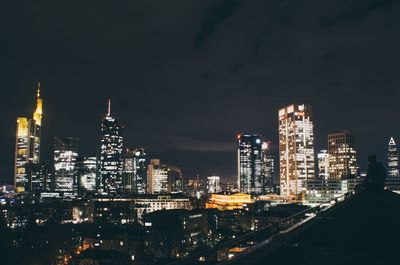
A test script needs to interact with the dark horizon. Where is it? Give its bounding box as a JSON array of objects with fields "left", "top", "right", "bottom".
[{"left": 1, "top": 0, "right": 400, "bottom": 183}]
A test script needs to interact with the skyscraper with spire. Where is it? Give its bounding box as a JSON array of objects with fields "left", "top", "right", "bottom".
[
  {"left": 99, "top": 99, "right": 124, "bottom": 194},
  {"left": 14, "top": 82, "right": 43, "bottom": 192},
  {"left": 388, "top": 137, "right": 399, "bottom": 178}
]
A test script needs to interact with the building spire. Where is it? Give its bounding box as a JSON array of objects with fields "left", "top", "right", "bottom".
[
  {"left": 33, "top": 82, "right": 43, "bottom": 126},
  {"left": 107, "top": 98, "right": 111, "bottom": 116},
  {"left": 37, "top": 82, "right": 41, "bottom": 99}
]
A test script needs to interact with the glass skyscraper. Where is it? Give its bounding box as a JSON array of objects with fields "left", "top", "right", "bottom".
[
  {"left": 317, "top": 150, "right": 329, "bottom": 180},
  {"left": 77, "top": 156, "right": 98, "bottom": 194},
  {"left": 14, "top": 82, "right": 43, "bottom": 193},
  {"left": 388, "top": 137, "right": 399, "bottom": 178},
  {"left": 328, "top": 131, "right": 358, "bottom": 179},
  {"left": 147, "top": 159, "right": 169, "bottom": 194},
  {"left": 54, "top": 137, "right": 79, "bottom": 195},
  {"left": 123, "top": 148, "right": 148, "bottom": 194},
  {"left": 99, "top": 99, "right": 123, "bottom": 194},
  {"left": 262, "top": 141, "right": 274, "bottom": 194},
  {"left": 237, "top": 134, "right": 263, "bottom": 194},
  {"left": 279, "top": 104, "right": 315, "bottom": 197}
]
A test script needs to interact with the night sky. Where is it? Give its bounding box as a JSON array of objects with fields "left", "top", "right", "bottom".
[{"left": 1, "top": 0, "right": 399, "bottom": 183}]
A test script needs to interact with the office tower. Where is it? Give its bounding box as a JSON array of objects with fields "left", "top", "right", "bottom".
[
  {"left": 318, "top": 150, "right": 329, "bottom": 180},
  {"left": 237, "top": 134, "right": 263, "bottom": 194},
  {"left": 77, "top": 156, "right": 98, "bottom": 194},
  {"left": 328, "top": 131, "right": 357, "bottom": 179},
  {"left": 122, "top": 149, "right": 135, "bottom": 193},
  {"left": 261, "top": 141, "right": 274, "bottom": 194},
  {"left": 25, "top": 161, "right": 51, "bottom": 193},
  {"left": 14, "top": 83, "right": 43, "bottom": 193},
  {"left": 99, "top": 99, "right": 123, "bottom": 194},
  {"left": 147, "top": 159, "right": 169, "bottom": 194},
  {"left": 54, "top": 137, "right": 79, "bottom": 195},
  {"left": 388, "top": 137, "right": 399, "bottom": 178},
  {"left": 167, "top": 166, "right": 183, "bottom": 193},
  {"left": 123, "top": 148, "right": 148, "bottom": 194},
  {"left": 207, "top": 176, "right": 221, "bottom": 194},
  {"left": 279, "top": 104, "right": 315, "bottom": 197}
]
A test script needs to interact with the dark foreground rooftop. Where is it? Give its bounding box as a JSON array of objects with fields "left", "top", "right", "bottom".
[{"left": 249, "top": 190, "right": 400, "bottom": 265}]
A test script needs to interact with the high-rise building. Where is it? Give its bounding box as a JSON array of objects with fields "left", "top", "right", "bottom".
[
  {"left": 279, "top": 104, "right": 315, "bottom": 197},
  {"left": 318, "top": 150, "right": 329, "bottom": 180},
  {"left": 32, "top": 82, "right": 43, "bottom": 163},
  {"left": 207, "top": 176, "right": 221, "bottom": 194},
  {"left": 388, "top": 137, "right": 399, "bottom": 178},
  {"left": 14, "top": 82, "right": 43, "bottom": 193},
  {"left": 328, "top": 131, "right": 357, "bottom": 180},
  {"left": 147, "top": 159, "right": 169, "bottom": 194},
  {"left": 54, "top": 137, "right": 79, "bottom": 195},
  {"left": 99, "top": 99, "right": 123, "bottom": 194},
  {"left": 25, "top": 161, "right": 51, "bottom": 193},
  {"left": 167, "top": 166, "right": 183, "bottom": 193},
  {"left": 237, "top": 134, "right": 263, "bottom": 194},
  {"left": 261, "top": 141, "right": 274, "bottom": 194},
  {"left": 123, "top": 148, "right": 148, "bottom": 194},
  {"left": 77, "top": 156, "right": 98, "bottom": 194}
]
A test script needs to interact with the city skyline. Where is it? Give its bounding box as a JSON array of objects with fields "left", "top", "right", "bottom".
[
  {"left": 2, "top": 85, "right": 399, "bottom": 184},
  {"left": 1, "top": 1, "right": 400, "bottom": 183}
]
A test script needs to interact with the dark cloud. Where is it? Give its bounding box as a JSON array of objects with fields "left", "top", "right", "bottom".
[
  {"left": 165, "top": 136, "right": 235, "bottom": 152},
  {"left": 1, "top": 0, "right": 400, "bottom": 182}
]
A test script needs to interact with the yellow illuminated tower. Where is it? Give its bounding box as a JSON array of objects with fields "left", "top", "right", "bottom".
[
  {"left": 14, "top": 117, "right": 30, "bottom": 192},
  {"left": 31, "top": 82, "right": 42, "bottom": 162},
  {"left": 14, "top": 82, "right": 43, "bottom": 192},
  {"left": 33, "top": 82, "right": 42, "bottom": 126}
]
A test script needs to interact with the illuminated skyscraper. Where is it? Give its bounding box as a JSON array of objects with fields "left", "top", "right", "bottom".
[
  {"left": 99, "top": 99, "right": 123, "bottom": 194},
  {"left": 14, "top": 82, "right": 43, "bottom": 193},
  {"left": 32, "top": 82, "right": 43, "bottom": 163},
  {"left": 167, "top": 165, "right": 183, "bottom": 193},
  {"left": 262, "top": 141, "right": 274, "bottom": 194},
  {"left": 388, "top": 137, "right": 399, "bottom": 178},
  {"left": 25, "top": 161, "right": 51, "bottom": 193},
  {"left": 318, "top": 150, "right": 329, "bottom": 180},
  {"left": 328, "top": 131, "right": 357, "bottom": 179},
  {"left": 77, "top": 156, "right": 98, "bottom": 194},
  {"left": 279, "top": 104, "right": 315, "bottom": 197},
  {"left": 207, "top": 176, "right": 221, "bottom": 194},
  {"left": 123, "top": 148, "right": 148, "bottom": 194},
  {"left": 147, "top": 159, "right": 169, "bottom": 194},
  {"left": 54, "top": 137, "right": 79, "bottom": 195},
  {"left": 237, "top": 134, "right": 263, "bottom": 194}
]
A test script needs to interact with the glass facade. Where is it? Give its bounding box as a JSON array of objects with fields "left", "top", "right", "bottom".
[
  {"left": 279, "top": 104, "right": 315, "bottom": 197},
  {"left": 328, "top": 131, "right": 358, "bottom": 180},
  {"left": 54, "top": 137, "right": 79, "bottom": 195},
  {"left": 318, "top": 150, "right": 329, "bottom": 180},
  {"left": 262, "top": 141, "right": 274, "bottom": 194},
  {"left": 388, "top": 137, "right": 399, "bottom": 178},
  {"left": 25, "top": 162, "right": 51, "bottom": 193},
  {"left": 207, "top": 176, "right": 221, "bottom": 194},
  {"left": 147, "top": 159, "right": 169, "bottom": 194},
  {"left": 77, "top": 156, "right": 98, "bottom": 193},
  {"left": 99, "top": 100, "right": 123, "bottom": 194},
  {"left": 237, "top": 134, "right": 263, "bottom": 194},
  {"left": 14, "top": 83, "right": 42, "bottom": 193},
  {"left": 123, "top": 148, "right": 148, "bottom": 194}
]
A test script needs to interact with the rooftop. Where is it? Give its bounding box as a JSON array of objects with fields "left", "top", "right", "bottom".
[{"left": 247, "top": 190, "right": 400, "bottom": 265}]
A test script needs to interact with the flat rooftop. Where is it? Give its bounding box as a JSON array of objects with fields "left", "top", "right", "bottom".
[{"left": 250, "top": 190, "right": 400, "bottom": 265}]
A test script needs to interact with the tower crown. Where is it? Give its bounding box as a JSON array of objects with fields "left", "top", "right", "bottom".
[{"left": 33, "top": 82, "right": 43, "bottom": 126}]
